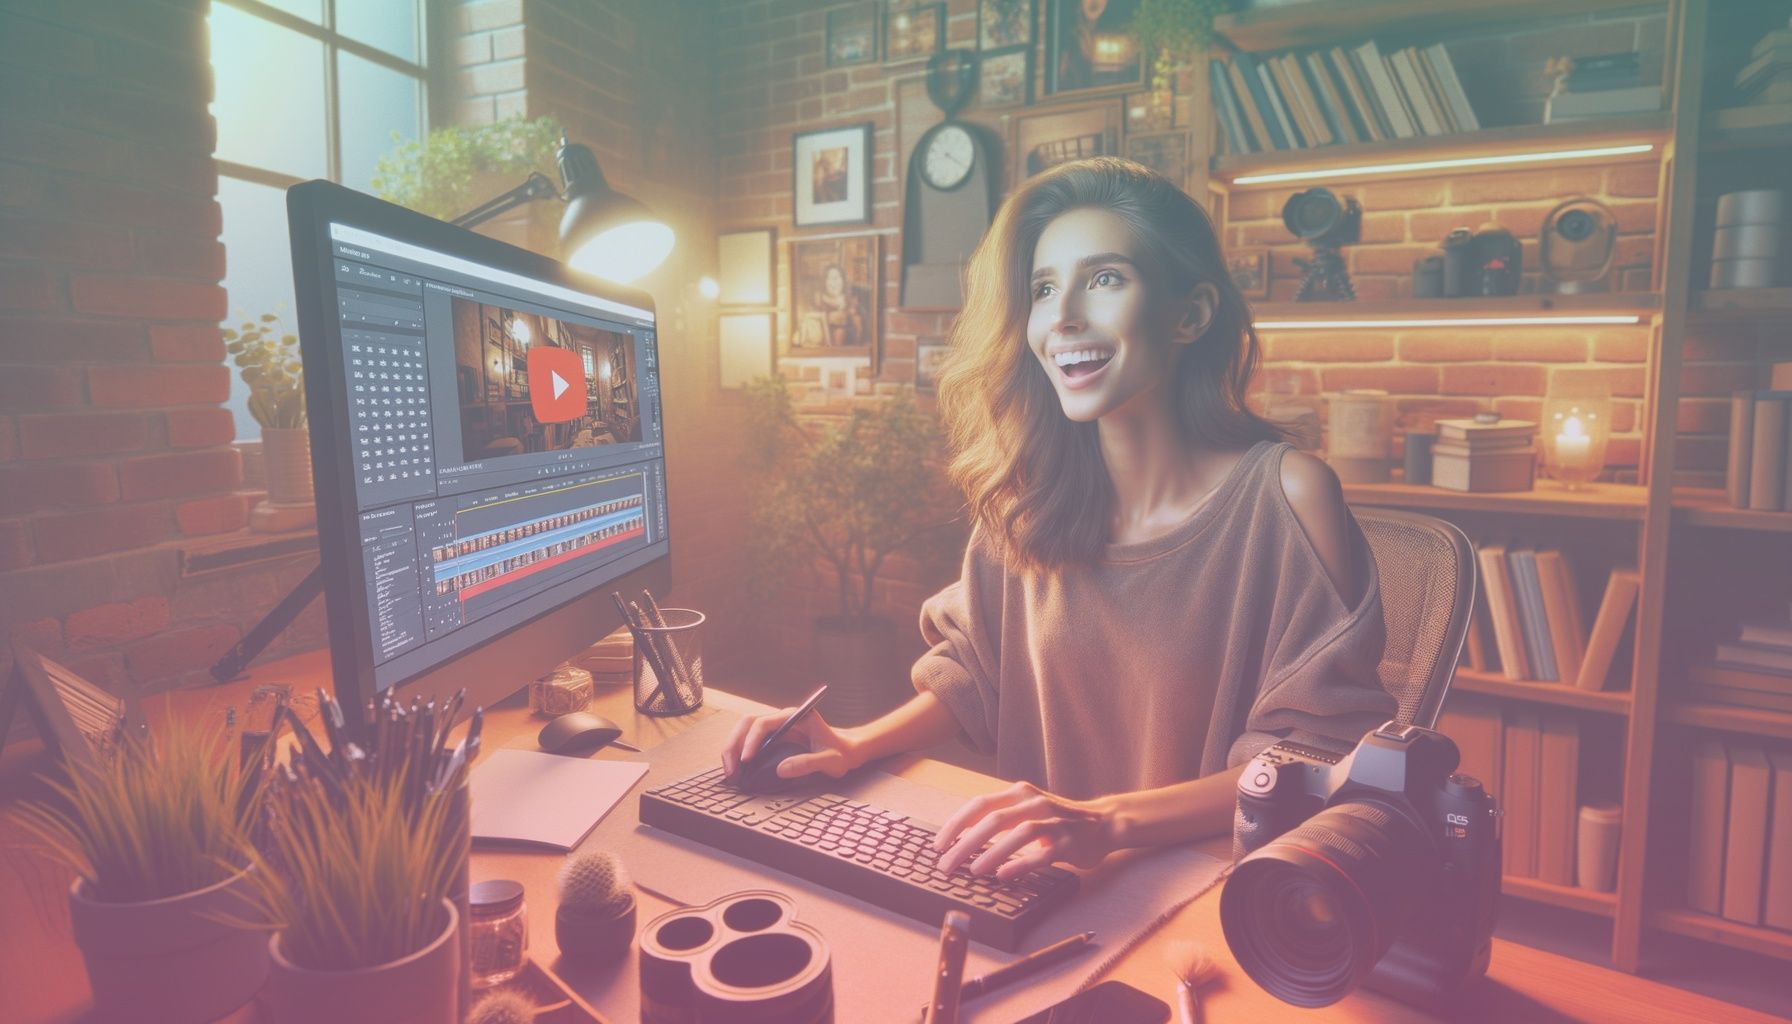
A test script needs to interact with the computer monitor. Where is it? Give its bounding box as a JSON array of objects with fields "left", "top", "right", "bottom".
[{"left": 287, "top": 181, "right": 672, "bottom": 739}]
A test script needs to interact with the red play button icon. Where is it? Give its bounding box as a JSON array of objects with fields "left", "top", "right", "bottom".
[{"left": 527, "top": 346, "right": 587, "bottom": 422}]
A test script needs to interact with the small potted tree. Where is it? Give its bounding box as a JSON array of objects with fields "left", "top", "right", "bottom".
[
  {"left": 13, "top": 718, "right": 271, "bottom": 1024},
  {"left": 225, "top": 312, "right": 310, "bottom": 516},
  {"left": 744, "top": 378, "right": 963, "bottom": 723}
]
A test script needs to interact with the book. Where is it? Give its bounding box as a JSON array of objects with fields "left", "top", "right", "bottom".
[
  {"left": 1469, "top": 583, "right": 1500, "bottom": 673},
  {"left": 1255, "top": 60, "right": 1305, "bottom": 150},
  {"left": 1423, "top": 43, "right": 1480, "bottom": 133},
  {"left": 1721, "top": 744, "right": 1771, "bottom": 924},
  {"left": 1388, "top": 48, "right": 1444, "bottom": 135},
  {"left": 1576, "top": 569, "right": 1640, "bottom": 691},
  {"left": 1326, "top": 47, "right": 1384, "bottom": 141},
  {"left": 1431, "top": 449, "right": 1536, "bottom": 492},
  {"left": 1210, "top": 61, "right": 1253, "bottom": 156},
  {"left": 1353, "top": 40, "right": 1416, "bottom": 138},
  {"left": 1711, "top": 103, "right": 1792, "bottom": 132},
  {"left": 1509, "top": 548, "right": 1558, "bottom": 682},
  {"left": 1436, "top": 418, "right": 1537, "bottom": 442},
  {"left": 1411, "top": 46, "right": 1458, "bottom": 134},
  {"left": 1438, "top": 695, "right": 1503, "bottom": 794},
  {"left": 1304, "top": 50, "right": 1357, "bottom": 145},
  {"left": 1478, "top": 544, "right": 1530, "bottom": 681},
  {"left": 1729, "top": 390, "right": 1756, "bottom": 509},
  {"left": 1765, "top": 748, "right": 1792, "bottom": 930},
  {"left": 1739, "top": 619, "right": 1792, "bottom": 650},
  {"left": 1535, "top": 549, "right": 1587, "bottom": 683},
  {"left": 1687, "top": 739, "right": 1730, "bottom": 915},
  {"left": 1501, "top": 708, "right": 1542, "bottom": 878},
  {"left": 468, "top": 749, "right": 649, "bottom": 850},
  {"left": 1271, "top": 53, "right": 1325, "bottom": 147},
  {"left": 1465, "top": 599, "right": 1491, "bottom": 671},
  {"left": 1688, "top": 684, "right": 1792, "bottom": 712},
  {"left": 1771, "top": 361, "right": 1792, "bottom": 390},
  {"left": 1430, "top": 436, "right": 1535, "bottom": 454},
  {"left": 1753, "top": 28, "right": 1792, "bottom": 59},
  {"left": 1736, "top": 46, "right": 1792, "bottom": 94},
  {"left": 1748, "top": 392, "right": 1789, "bottom": 512},
  {"left": 1686, "top": 662, "right": 1792, "bottom": 694},
  {"left": 1545, "top": 85, "right": 1663, "bottom": 121},
  {"left": 1537, "top": 713, "right": 1580, "bottom": 886},
  {"left": 1232, "top": 52, "right": 1288, "bottom": 151}
]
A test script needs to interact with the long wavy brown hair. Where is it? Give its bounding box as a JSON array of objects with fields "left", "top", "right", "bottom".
[{"left": 936, "top": 157, "right": 1283, "bottom": 572}]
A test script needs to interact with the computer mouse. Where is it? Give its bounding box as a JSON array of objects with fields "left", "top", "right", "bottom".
[
  {"left": 734, "top": 738, "right": 810, "bottom": 794},
  {"left": 537, "top": 711, "right": 625, "bottom": 755}
]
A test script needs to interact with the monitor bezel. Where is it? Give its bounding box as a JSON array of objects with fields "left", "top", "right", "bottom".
[{"left": 287, "top": 179, "right": 672, "bottom": 738}]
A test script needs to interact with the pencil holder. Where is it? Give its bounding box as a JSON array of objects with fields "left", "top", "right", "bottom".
[
  {"left": 638, "top": 890, "right": 832, "bottom": 1024},
  {"left": 634, "top": 608, "right": 705, "bottom": 716}
]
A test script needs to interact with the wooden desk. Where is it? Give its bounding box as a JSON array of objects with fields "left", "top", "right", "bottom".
[{"left": 1, "top": 650, "right": 1781, "bottom": 1024}]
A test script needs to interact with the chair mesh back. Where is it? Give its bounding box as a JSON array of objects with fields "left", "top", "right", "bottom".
[{"left": 1356, "top": 509, "right": 1473, "bottom": 729}]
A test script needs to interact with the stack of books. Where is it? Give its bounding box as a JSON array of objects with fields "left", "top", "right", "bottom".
[
  {"left": 1430, "top": 417, "right": 1536, "bottom": 492},
  {"left": 1714, "top": 22, "right": 1792, "bottom": 131},
  {"left": 1727, "top": 375, "right": 1792, "bottom": 511},
  {"left": 1543, "top": 52, "right": 1661, "bottom": 123},
  {"left": 1209, "top": 38, "right": 1479, "bottom": 156},
  {"left": 1687, "top": 738, "right": 1792, "bottom": 929},
  {"left": 1692, "top": 606, "right": 1792, "bottom": 714}
]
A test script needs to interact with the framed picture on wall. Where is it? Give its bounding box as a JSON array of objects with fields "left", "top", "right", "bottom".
[
  {"left": 792, "top": 122, "right": 874, "bottom": 228},
  {"left": 885, "top": 2, "right": 944, "bottom": 64},
  {"left": 1009, "top": 98, "right": 1122, "bottom": 189},
  {"left": 979, "top": 0, "right": 1034, "bottom": 50},
  {"left": 915, "top": 339, "right": 952, "bottom": 392},
  {"left": 719, "top": 313, "right": 775, "bottom": 389},
  {"left": 979, "top": 45, "right": 1032, "bottom": 108},
  {"left": 1043, "top": 0, "right": 1142, "bottom": 98},
  {"left": 717, "top": 228, "right": 775, "bottom": 306},
  {"left": 826, "top": 3, "right": 879, "bottom": 68},
  {"left": 1227, "top": 247, "right": 1270, "bottom": 300},
  {"left": 1124, "top": 130, "right": 1192, "bottom": 190},
  {"left": 789, "top": 235, "right": 880, "bottom": 363}
]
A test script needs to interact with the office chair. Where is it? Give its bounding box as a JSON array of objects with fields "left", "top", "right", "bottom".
[{"left": 1355, "top": 507, "right": 1476, "bottom": 730}]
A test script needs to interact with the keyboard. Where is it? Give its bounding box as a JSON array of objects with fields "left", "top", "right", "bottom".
[{"left": 639, "top": 766, "right": 1079, "bottom": 951}]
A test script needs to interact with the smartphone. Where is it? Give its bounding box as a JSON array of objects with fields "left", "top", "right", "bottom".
[{"left": 1014, "top": 980, "right": 1171, "bottom": 1024}]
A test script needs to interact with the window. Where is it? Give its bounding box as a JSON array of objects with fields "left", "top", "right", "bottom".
[{"left": 208, "top": 0, "right": 430, "bottom": 439}]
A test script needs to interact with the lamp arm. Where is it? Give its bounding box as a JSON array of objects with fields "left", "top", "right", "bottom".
[{"left": 451, "top": 171, "right": 562, "bottom": 229}]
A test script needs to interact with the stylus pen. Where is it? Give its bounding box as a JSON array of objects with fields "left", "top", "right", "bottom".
[
  {"left": 742, "top": 683, "right": 829, "bottom": 768},
  {"left": 960, "top": 929, "right": 1095, "bottom": 1002}
]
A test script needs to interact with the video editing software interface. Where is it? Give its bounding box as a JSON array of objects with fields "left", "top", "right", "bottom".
[{"left": 324, "top": 223, "right": 669, "bottom": 690}]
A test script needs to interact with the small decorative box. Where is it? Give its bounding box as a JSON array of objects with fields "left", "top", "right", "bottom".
[{"left": 530, "top": 665, "right": 595, "bottom": 717}]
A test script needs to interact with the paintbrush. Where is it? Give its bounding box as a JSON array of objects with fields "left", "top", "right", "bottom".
[{"left": 1165, "top": 938, "right": 1218, "bottom": 1024}]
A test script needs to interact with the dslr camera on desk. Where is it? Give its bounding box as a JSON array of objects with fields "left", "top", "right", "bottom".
[{"left": 1221, "top": 722, "right": 1501, "bottom": 1011}]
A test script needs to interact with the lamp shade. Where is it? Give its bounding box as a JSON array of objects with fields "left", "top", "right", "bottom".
[{"left": 556, "top": 142, "right": 675, "bottom": 284}]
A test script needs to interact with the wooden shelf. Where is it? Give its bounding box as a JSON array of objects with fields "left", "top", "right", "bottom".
[
  {"left": 1700, "top": 118, "right": 1792, "bottom": 154},
  {"left": 1251, "top": 293, "right": 1660, "bottom": 324},
  {"left": 1686, "top": 288, "right": 1792, "bottom": 322},
  {"left": 1342, "top": 480, "right": 1648, "bottom": 521},
  {"left": 1671, "top": 489, "right": 1792, "bottom": 533},
  {"left": 1503, "top": 875, "right": 1618, "bottom": 916},
  {"left": 1214, "top": 114, "right": 1668, "bottom": 185},
  {"left": 1453, "top": 669, "right": 1633, "bottom": 716},
  {"left": 1651, "top": 909, "right": 1792, "bottom": 962},
  {"left": 1213, "top": 0, "right": 1664, "bottom": 53},
  {"left": 1661, "top": 702, "right": 1792, "bottom": 742}
]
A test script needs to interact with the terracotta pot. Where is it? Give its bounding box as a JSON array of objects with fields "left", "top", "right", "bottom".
[
  {"left": 811, "top": 616, "right": 901, "bottom": 726},
  {"left": 261, "top": 426, "right": 314, "bottom": 507},
  {"left": 67, "top": 867, "right": 269, "bottom": 1024},
  {"left": 266, "top": 898, "right": 460, "bottom": 1024}
]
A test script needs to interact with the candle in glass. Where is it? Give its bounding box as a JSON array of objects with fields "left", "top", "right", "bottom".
[{"left": 1555, "top": 414, "right": 1592, "bottom": 469}]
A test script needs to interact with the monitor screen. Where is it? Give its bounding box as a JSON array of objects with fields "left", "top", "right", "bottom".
[{"left": 287, "top": 181, "right": 672, "bottom": 729}]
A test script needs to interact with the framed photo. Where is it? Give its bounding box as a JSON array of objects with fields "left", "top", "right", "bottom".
[
  {"left": 979, "top": 45, "right": 1032, "bottom": 108},
  {"left": 1044, "top": 0, "right": 1142, "bottom": 98},
  {"left": 1009, "top": 98, "right": 1122, "bottom": 188},
  {"left": 789, "top": 235, "right": 881, "bottom": 362},
  {"left": 885, "top": 2, "right": 943, "bottom": 64},
  {"left": 1227, "top": 247, "right": 1270, "bottom": 300},
  {"left": 717, "top": 228, "right": 775, "bottom": 306},
  {"left": 979, "top": 0, "right": 1034, "bottom": 50},
  {"left": 1125, "top": 130, "right": 1192, "bottom": 190},
  {"left": 792, "top": 123, "right": 873, "bottom": 228},
  {"left": 915, "top": 339, "right": 952, "bottom": 392},
  {"left": 719, "top": 313, "right": 775, "bottom": 388},
  {"left": 826, "top": 3, "right": 878, "bottom": 68}
]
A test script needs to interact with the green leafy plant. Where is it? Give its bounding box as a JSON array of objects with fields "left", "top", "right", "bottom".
[
  {"left": 370, "top": 114, "right": 565, "bottom": 221},
  {"left": 13, "top": 717, "right": 265, "bottom": 903},
  {"left": 743, "top": 377, "right": 963, "bottom": 626},
  {"left": 224, "top": 312, "right": 306, "bottom": 430},
  {"left": 1132, "top": 0, "right": 1238, "bottom": 94}
]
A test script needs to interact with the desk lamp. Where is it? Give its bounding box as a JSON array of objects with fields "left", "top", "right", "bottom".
[{"left": 452, "top": 135, "right": 676, "bottom": 284}]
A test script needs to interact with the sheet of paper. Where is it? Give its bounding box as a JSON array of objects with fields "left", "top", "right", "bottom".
[
  {"left": 469, "top": 749, "right": 649, "bottom": 850},
  {"left": 558, "top": 712, "right": 1226, "bottom": 1024}
]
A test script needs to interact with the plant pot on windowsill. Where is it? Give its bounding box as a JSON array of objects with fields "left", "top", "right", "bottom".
[
  {"left": 266, "top": 898, "right": 460, "bottom": 1024},
  {"left": 252, "top": 427, "right": 316, "bottom": 532},
  {"left": 67, "top": 867, "right": 269, "bottom": 1024}
]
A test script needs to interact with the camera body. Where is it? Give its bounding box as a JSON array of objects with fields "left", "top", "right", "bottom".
[
  {"left": 1224, "top": 722, "right": 1500, "bottom": 1010},
  {"left": 1438, "top": 226, "right": 1523, "bottom": 297}
]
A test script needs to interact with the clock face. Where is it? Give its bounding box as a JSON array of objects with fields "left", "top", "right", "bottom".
[{"left": 922, "top": 123, "right": 976, "bottom": 191}]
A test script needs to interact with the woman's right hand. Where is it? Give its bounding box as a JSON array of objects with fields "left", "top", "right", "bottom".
[{"left": 721, "top": 706, "right": 861, "bottom": 783}]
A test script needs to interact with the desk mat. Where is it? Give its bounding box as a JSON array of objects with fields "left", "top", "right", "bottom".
[{"left": 560, "top": 710, "right": 1225, "bottom": 1024}]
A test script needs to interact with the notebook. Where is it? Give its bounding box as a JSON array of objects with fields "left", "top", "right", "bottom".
[{"left": 469, "top": 748, "right": 649, "bottom": 849}]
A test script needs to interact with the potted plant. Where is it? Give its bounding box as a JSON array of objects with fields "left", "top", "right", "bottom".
[
  {"left": 241, "top": 758, "right": 466, "bottom": 1024},
  {"left": 225, "top": 311, "right": 309, "bottom": 508},
  {"left": 743, "top": 377, "right": 963, "bottom": 723},
  {"left": 371, "top": 114, "right": 564, "bottom": 228},
  {"left": 1132, "top": 0, "right": 1238, "bottom": 101},
  {"left": 13, "top": 718, "right": 271, "bottom": 1024}
]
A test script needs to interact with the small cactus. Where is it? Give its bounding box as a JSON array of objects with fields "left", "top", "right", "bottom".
[
  {"left": 468, "top": 989, "right": 534, "bottom": 1024},
  {"left": 558, "top": 849, "right": 632, "bottom": 915}
]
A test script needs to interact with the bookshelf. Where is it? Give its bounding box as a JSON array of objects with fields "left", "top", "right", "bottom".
[{"left": 1201, "top": 0, "right": 1792, "bottom": 973}]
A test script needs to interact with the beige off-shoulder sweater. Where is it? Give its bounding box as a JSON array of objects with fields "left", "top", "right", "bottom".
[{"left": 911, "top": 440, "right": 1393, "bottom": 799}]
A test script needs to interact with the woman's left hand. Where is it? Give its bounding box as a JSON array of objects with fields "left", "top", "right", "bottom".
[{"left": 931, "top": 780, "right": 1120, "bottom": 882}]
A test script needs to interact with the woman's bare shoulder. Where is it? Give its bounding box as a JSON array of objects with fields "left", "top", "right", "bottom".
[{"left": 1276, "top": 450, "right": 1359, "bottom": 602}]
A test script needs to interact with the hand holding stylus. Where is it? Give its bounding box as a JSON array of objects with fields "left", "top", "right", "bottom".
[{"left": 721, "top": 688, "right": 859, "bottom": 782}]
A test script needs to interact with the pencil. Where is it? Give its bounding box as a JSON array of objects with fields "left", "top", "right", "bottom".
[
  {"left": 960, "top": 930, "right": 1095, "bottom": 1002},
  {"left": 612, "top": 591, "right": 677, "bottom": 708},
  {"left": 641, "top": 589, "right": 697, "bottom": 696}
]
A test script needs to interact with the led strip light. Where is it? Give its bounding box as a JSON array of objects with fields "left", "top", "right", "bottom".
[
  {"left": 1255, "top": 315, "right": 1646, "bottom": 330},
  {"left": 1228, "top": 143, "right": 1656, "bottom": 186}
]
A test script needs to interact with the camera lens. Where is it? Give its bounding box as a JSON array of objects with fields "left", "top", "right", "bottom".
[
  {"left": 1557, "top": 208, "right": 1595, "bottom": 242},
  {"left": 1282, "top": 189, "right": 1342, "bottom": 240},
  {"left": 1220, "top": 800, "right": 1436, "bottom": 1007}
]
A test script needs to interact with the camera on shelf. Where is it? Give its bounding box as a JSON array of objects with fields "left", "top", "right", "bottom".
[
  {"left": 1419, "top": 225, "right": 1524, "bottom": 298},
  {"left": 1220, "top": 722, "right": 1501, "bottom": 1011},
  {"left": 1281, "top": 187, "right": 1361, "bottom": 302}
]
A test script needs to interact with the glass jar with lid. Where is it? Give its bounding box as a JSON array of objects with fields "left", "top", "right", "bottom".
[{"left": 468, "top": 879, "right": 529, "bottom": 987}]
